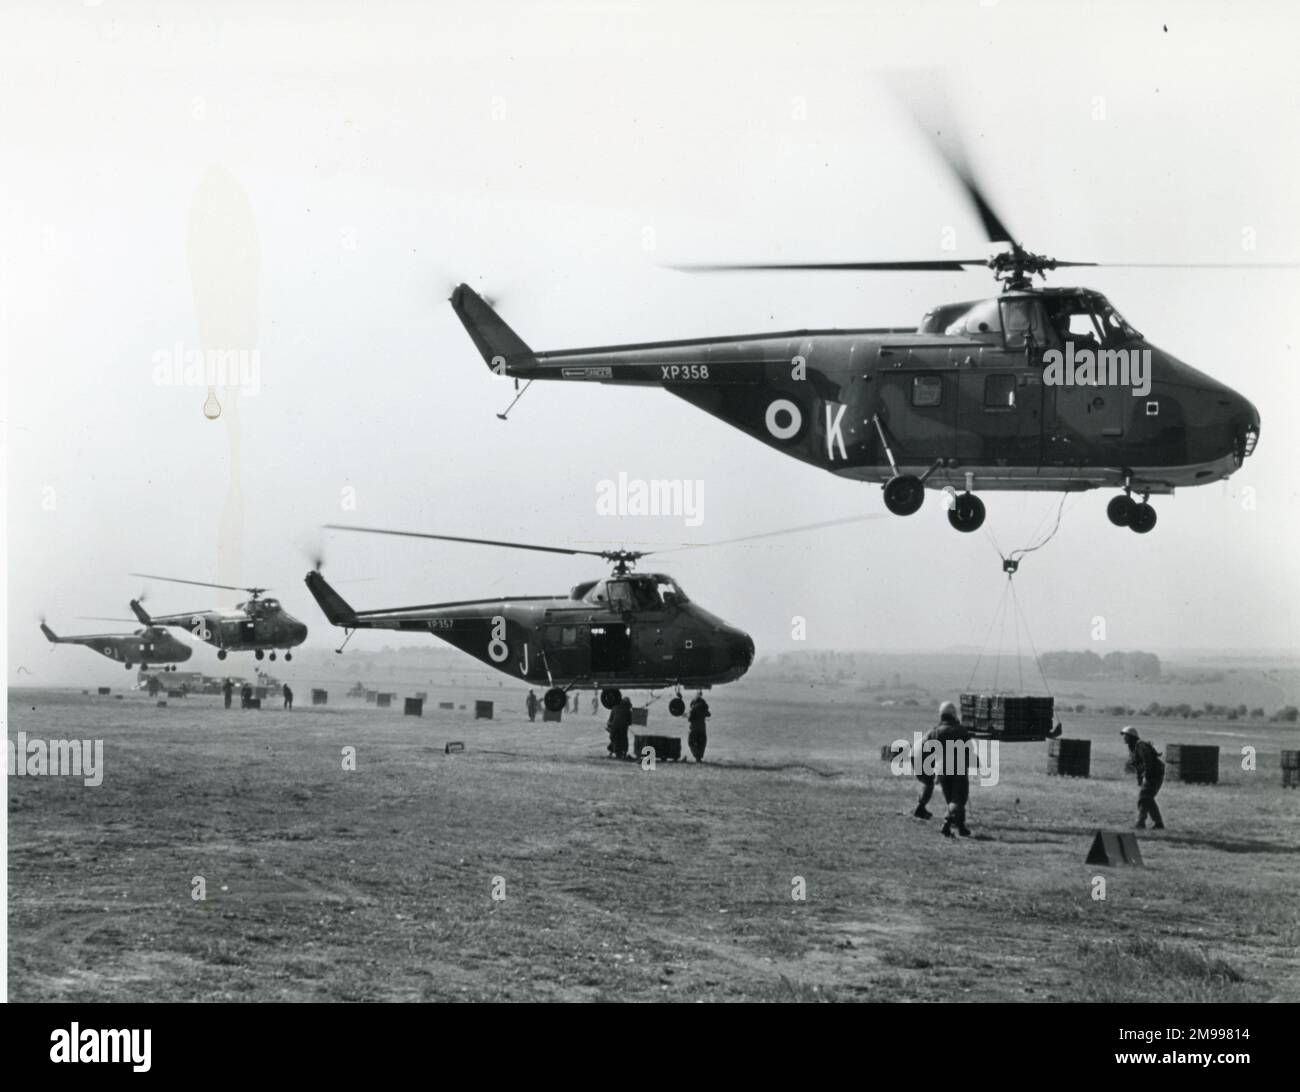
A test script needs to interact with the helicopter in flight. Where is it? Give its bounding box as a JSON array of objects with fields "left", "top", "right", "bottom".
[
  {"left": 451, "top": 93, "right": 1271, "bottom": 535},
  {"left": 39, "top": 619, "right": 192, "bottom": 671},
  {"left": 128, "top": 573, "right": 308, "bottom": 661},
  {"left": 303, "top": 524, "right": 788, "bottom": 715}
]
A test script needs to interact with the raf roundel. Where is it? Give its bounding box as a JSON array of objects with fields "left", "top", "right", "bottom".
[{"left": 765, "top": 398, "right": 803, "bottom": 441}]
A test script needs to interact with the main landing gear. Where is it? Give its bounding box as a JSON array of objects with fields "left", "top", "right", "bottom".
[
  {"left": 217, "top": 649, "right": 227, "bottom": 660},
  {"left": 1107, "top": 486, "right": 1157, "bottom": 534},
  {"left": 599, "top": 688, "right": 622, "bottom": 710},
  {"left": 543, "top": 687, "right": 567, "bottom": 713},
  {"left": 668, "top": 691, "right": 686, "bottom": 717}
]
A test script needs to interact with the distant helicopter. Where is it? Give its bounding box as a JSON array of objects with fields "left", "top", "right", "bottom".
[
  {"left": 452, "top": 90, "right": 1275, "bottom": 535},
  {"left": 128, "top": 573, "right": 308, "bottom": 661},
  {"left": 303, "top": 523, "right": 879, "bottom": 715},
  {"left": 39, "top": 620, "right": 192, "bottom": 671}
]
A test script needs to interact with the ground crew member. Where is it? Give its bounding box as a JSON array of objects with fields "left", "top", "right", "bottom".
[
  {"left": 222, "top": 678, "right": 234, "bottom": 710},
  {"left": 591, "top": 693, "right": 599, "bottom": 715},
  {"left": 241, "top": 682, "right": 253, "bottom": 708},
  {"left": 526, "top": 690, "right": 539, "bottom": 722},
  {"left": 1121, "top": 726, "right": 1165, "bottom": 829},
  {"left": 283, "top": 683, "right": 293, "bottom": 711},
  {"left": 912, "top": 699, "right": 949, "bottom": 819},
  {"left": 687, "top": 692, "right": 710, "bottom": 761},
  {"left": 926, "top": 700, "right": 976, "bottom": 837},
  {"left": 606, "top": 696, "right": 632, "bottom": 759}
]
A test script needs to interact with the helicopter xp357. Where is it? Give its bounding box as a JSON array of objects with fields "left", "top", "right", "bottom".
[
  {"left": 128, "top": 573, "right": 308, "bottom": 662},
  {"left": 305, "top": 526, "right": 761, "bottom": 715},
  {"left": 450, "top": 93, "right": 1269, "bottom": 535},
  {"left": 39, "top": 620, "right": 193, "bottom": 672}
]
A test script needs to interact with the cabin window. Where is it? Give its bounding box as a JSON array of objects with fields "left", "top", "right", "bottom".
[
  {"left": 984, "top": 374, "right": 1017, "bottom": 408},
  {"left": 561, "top": 626, "right": 577, "bottom": 646},
  {"left": 911, "top": 375, "right": 943, "bottom": 407}
]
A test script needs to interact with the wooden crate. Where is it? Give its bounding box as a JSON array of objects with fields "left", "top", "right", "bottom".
[
  {"left": 1165, "top": 743, "right": 1219, "bottom": 784},
  {"left": 633, "top": 735, "right": 681, "bottom": 761},
  {"left": 1047, "top": 738, "right": 1091, "bottom": 778}
]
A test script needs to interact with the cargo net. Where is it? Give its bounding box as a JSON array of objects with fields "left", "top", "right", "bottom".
[{"left": 963, "top": 569, "right": 1062, "bottom": 742}]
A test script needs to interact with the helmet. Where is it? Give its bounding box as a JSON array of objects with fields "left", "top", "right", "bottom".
[
  {"left": 1120, "top": 725, "right": 1139, "bottom": 739},
  {"left": 939, "top": 700, "right": 958, "bottom": 720}
]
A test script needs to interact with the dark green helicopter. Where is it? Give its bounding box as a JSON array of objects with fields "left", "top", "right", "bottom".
[
  {"left": 452, "top": 90, "right": 1275, "bottom": 535},
  {"left": 40, "top": 619, "right": 192, "bottom": 671},
  {"left": 305, "top": 520, "right": 870, "bottom": 715}
]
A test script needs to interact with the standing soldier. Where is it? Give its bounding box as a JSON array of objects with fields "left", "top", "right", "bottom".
[
  {"left": 687, "top": 692, "right": 711, "bottom": 762},
  {"left": 606, "top": 696, "right": 632, "bottom": 759},
  {"left": 923, "top": 700, "right": 976, "bottom": 837},
  {"left": 241, "top": 682, "right": 253, "bottom": 708},
  {"left": 526, "top": 690, "right": 539, "bottom": 722},
  {"left": 283, "top": 683, "right": 293, "bottom": 711},
  {"left": 222, "top": 677, "right": 234, "bottom": 710},
  {"left": 1121, "top": 726, "right": 1165, "bottom": 829}
]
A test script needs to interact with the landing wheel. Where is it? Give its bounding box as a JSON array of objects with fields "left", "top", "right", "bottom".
[
  {"left": 543, "top": 688, "right": 567, "bottom": 713},
  {"left": 947, "top": 492, "right": 986, "bottom": 533},
  {"left": 600, "top": 688, "right": 622, "bottom": 710},
  {"left": 284, "top": 651, "right": 292, "bottom": 661},
  {"left": 1129, "top": 503, "right": 1157, "bottom": 534},
  {"left": 255, "top": 649, "right": 264, "bottom": 661},
  {"left": 668, "top": 696, "right": 686, "bottom": 717},
  {"left": 269, "top": 651, "right": 277, "bottom": 661},
  {"left": 217, "top": 649, "right": 227, "bottom": 661},
  {"left": 1107, "top": 495, "right": 1134, "bottom": 527},
  {"left": 883, "top": 474, "right": 925, "bottom": 517},
  {"left": 125, "top": 662, "right": 133, "bottom": 670}
]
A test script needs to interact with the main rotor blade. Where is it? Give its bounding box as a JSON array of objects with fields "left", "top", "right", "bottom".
[
  {"left": 130, "top": 572, "right": 263, "bottom": 593},
  {"left": 883, "top": 71, "right": 1015, "bottom": 245},
  {"left": 671, "top": 259, "right": 984, "bottom": 273},
  {"left": 323, "top": 525, "right": 626, "bottom": 562},
  {"left": 653, "top": 513, "right": 892, "bottom": 556},
  {"left": 1082, "top": 260, "right": 1300, "bottom": 269}
]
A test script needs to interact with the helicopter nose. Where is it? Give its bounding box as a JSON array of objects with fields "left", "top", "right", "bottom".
[
  {"left": 292, "top": 622, "right": 309, "bottom": 644},
  {"left": 1234, "top": 395, "right": 1261, "bottom": 462},
  {"left": 732, "top": 631, "right": 756, "bottom": 674}
]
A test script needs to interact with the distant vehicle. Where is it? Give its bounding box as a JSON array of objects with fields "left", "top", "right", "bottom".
[{"left": 40, "top": 621, "right": 191, "bottom": 672}]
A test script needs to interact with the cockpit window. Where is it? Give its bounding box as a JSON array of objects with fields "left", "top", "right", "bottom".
[
  {"left": 1047, "top": 296, "right": 1140, "bottom": 348},
  {"left": 607, "top": 581, "right": 634, "bottom": 612},
  {"left": 1001, "top": 298, "right": 1049, "bottom": 350}
]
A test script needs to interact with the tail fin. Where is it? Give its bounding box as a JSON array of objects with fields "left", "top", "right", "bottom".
[
  {"left": 305, "top": 571, "right": 357, "bottom": 626},
  {"left": 130, "top": 599, "right": 152, "bottom": 626},
  {"left": 40, "top": 622, "right": 61, "bottom": 643},
  {"left": 450, "top": 284, "right": 536, "bottom": 373}
]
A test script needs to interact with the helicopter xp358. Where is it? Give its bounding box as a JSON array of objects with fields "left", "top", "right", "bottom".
[
  {"left": 40, "top": 620, "right": 193, "bottom": 672},
  {"left": 450, "top": 93, "right": 1269, "bottom": 535},
  {"left": 128, "top": 573, "right": 308, "bottom": 662},
  {"left": 305, "top": 526, "right": 760, "bottom": 715}
]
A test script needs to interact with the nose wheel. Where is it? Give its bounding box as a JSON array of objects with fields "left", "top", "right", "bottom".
[
  {"left": 599, "top": 688, "right": 622, "bottom": 710},
  {"left": 255, "top": 649, "right": 264, "bottom": 661},
  {"left": 947, "top": 492, "right": 986, "bottom": 533},
  {"left": 668, "top": 693, "right": 686, "bottom": 717},
  {"left": 1107, "top": 491, "right": 1157, "bottom": 533}
]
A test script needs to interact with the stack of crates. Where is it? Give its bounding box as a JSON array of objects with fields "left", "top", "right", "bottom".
[{"left": 960, "top": 693, "right": 1055, "bottom": 740}]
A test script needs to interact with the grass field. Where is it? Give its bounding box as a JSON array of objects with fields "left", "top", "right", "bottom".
[{"left": 8, "top": 684, "right": 1299, "bottom": 1001}]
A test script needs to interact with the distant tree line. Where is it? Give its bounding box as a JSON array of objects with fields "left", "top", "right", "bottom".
[{"left": 1041, "top": 650, "right": 1161, "bottom": 681}]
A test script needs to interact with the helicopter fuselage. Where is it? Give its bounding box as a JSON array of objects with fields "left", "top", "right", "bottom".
[
  {"left": 305, "top": 569, "right": 755, "bottom": 692},
  {"left": 454, "top": 285, "right": 1260, "bottom": 521}
]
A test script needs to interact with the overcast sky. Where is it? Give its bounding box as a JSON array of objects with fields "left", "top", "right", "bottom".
[{"left": 5, "top": 0, "right": 1300, "bottom": 686}]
